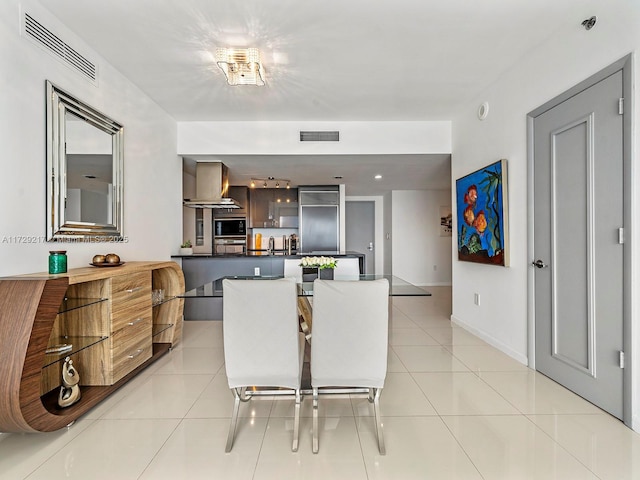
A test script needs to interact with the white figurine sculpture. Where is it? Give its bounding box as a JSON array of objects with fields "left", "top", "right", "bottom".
[{"left": 58, "top": 356, "right": 81, "bottom": 408}]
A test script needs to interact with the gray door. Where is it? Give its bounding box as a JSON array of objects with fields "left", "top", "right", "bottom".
[
  {"left": 345, "top": 201, "right": 374, "bottom": 274},
  {"left": 533, "top": 71, "right": 624, "bottom": 418}
]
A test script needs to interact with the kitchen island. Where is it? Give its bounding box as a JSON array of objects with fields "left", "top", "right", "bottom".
[{"left": 171, "top": 252, "right": 365, "bottom": 320}]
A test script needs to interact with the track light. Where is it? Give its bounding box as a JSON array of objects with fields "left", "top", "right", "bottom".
[{"left": 249, "top": 177, "right": 292, "bottom": 189}]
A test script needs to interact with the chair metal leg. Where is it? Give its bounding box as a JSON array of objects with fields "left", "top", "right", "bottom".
[
  {"left": 312, "top": 387, "right": 319, "bottom": 453},
  {"left": 225, "top": 388, "right": 242, "bottom": 452},
  {"left": 372, "top": 388, "right": 386, "bottom": 455},
  {"left": 292, "top": 389, "right": 301, "bottom": 452},
  {"left": 239, "top": 386, "right": 251, "bottom": 402}
]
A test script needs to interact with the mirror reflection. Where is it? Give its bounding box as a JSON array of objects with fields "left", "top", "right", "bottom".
[
  {"left": 46, "top": 81, "right": 124, "bottom": 241},
  {"left": 65, "top": 111, "right": 114, "bottom": 225}
]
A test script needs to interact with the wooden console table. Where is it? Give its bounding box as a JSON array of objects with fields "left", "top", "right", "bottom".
[{"left": 0, "top": 261, "right": 184, "bottom": 433}]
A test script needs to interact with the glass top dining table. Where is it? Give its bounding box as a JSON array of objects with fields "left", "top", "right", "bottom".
[{"left": 179, "top": 274, "right": 431, "bottom": 298}]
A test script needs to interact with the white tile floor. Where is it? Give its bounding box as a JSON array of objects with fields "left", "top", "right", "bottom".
[{"left": 2, "top": 287, "right": 640, "bottom": 479}]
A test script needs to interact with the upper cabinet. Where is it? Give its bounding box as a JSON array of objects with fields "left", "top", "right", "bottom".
[
  {"left": 214, "top": 186, "right": 249, "bottom": 217},
  {"left": 249, "top": 188, "right": 298, "bottom": 228}
]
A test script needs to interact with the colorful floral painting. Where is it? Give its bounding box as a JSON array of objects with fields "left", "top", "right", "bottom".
[{"left": 456, "top": 160, "right": 509, "bottom": 266}]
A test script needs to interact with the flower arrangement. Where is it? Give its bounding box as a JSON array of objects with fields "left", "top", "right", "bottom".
[
  {"left": 180, "top": 240, "right": 192, "bottom": 248},
  {"left": 299, "top": 256, "right": 338, "bottom": 270}
]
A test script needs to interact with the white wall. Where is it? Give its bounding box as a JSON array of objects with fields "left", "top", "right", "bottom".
[
  {"left": 392, "top": 190, "right": 453, "bottom": 286},
  {"left": 178, "top": 121, "right": 451, "bottom": 155},
  {"left": 451, "top": 0, "right": 640, "bottom": 428},
  {"left": 0, "top": 0, "right": 181, "bottom": 275}
]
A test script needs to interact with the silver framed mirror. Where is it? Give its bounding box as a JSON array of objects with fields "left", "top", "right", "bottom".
[{"left": 46, "top": 80, "right": 124, "bottom": 241}]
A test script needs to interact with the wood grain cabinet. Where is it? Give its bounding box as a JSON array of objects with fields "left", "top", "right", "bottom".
[{"left": 0, "top": 261, "right": 184, "bottom": 433}]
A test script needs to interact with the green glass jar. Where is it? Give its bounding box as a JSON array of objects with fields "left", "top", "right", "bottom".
[{"left": 49, "top": 250, "right": 67, "bottom": 274}]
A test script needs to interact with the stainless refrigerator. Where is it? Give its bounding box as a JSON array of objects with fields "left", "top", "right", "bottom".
[{"left": 298, "top": 187, "right": 340, "bottom": 253}]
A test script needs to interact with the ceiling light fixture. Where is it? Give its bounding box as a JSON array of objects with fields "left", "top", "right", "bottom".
[
  {"left": 374, "top": 174, "right": 382, "bottom": 180},
  {"left": 215, "top": 47, "right": 265, "bottom": 86},
  {"left": 251, "top": 177, "right": 291, "bottom": 189}
]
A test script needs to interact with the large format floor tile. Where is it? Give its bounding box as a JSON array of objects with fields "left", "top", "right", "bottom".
[
  {"left": 0, "top": 419, "right": 95, "bottom": 480},
  {"left": 26, "top": 419, "right": 180, "bottom": 480},
  {"left": 446, "top": 345, "right": 529, "bottom": 373},
  {"left": 139, "top": 418, "right": 267, "bottom": 480},
  {"left": 388, "top": 307, "right": 418, "bottom": 329},
  {"left": 478, "top": 370, "right": 605, "bottom": 415},
  {"left": 152, "top": 346, "right": 225, "bottom": 375},
  {"left": 101, "top": 374, "right": 213, "bottom": 419},
  {"left": 443, "top": 415, "right": 599, "bottom": 479},
  {"left": 388, "top": 328, "right": 439, "bottom": 346},
  {"left": 528, "top": 414, "right": 640, "bottom": 480},
  {"left": 351, "top": 372, "right": 437, "bottom": 417},
  {"left": 253, "top": 416, "right": 368, "bottom": 480},
  {"left": 424, "top": 326, "right": 488, "bottom": 346},
  {"left": 392, "top": 345, "right": 470, "bottom": 372},
  {"left": 175, "top": 320, "right": 223, "bottom": 349},
  {"left": 358, "top": 416, "right": 483, "bottom": 479},
  {"left": 413, "top": 372, "right": 519, "bottom": 416}
]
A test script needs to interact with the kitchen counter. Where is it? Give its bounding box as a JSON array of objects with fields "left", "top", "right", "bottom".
[{"left": 173, "top": 252, "right": 365, "bottom": 320}]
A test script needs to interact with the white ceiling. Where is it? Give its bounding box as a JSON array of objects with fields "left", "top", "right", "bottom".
[{"left": 38, "top": 0, "right": 597, "bottom": 194}]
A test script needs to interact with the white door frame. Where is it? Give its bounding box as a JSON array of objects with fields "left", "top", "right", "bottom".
[
  {"left": 345, "top": 196, "right": 384, "bottom": 275},
  {"left": 526, "top": 54, "right": 633, "bottom": 428}
]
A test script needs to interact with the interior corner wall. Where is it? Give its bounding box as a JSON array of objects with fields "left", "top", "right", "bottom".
[
  {"left": 0, "top": 0, "right": 180, "bottom": 276},
  {"left": 391, "top": 190, "right": 452, "bottom": 286},
  {"left": 450, "top": 1, "right": 640, "bottom": 427}
]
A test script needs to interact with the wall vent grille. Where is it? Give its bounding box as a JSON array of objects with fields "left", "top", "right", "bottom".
[
  {"left": 23, "top": 13, "right": 97, "bottom": 82},
  {"left": 300, "top": 131, "right": 340, "bottom": 142}
]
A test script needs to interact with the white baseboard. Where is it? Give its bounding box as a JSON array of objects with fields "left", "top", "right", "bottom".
[{"left": 450, "top": 314, "right": 529, "bottom": 366}]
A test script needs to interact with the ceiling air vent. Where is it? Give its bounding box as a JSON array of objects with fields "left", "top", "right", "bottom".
[
  {"left": 300, "top": 131, "right": 340, "bottom": 142},
  {"left": 23, "top": 13, "right": 97, "bottom": 83}
]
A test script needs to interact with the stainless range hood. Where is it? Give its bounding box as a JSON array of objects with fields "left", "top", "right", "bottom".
[{"left": 183, "top": 162, "right": 242, "bottom": 209}]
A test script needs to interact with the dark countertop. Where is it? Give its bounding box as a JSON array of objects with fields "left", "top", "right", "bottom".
[{"left": 172, "top": 251, "right": 365, "bottom": 259}]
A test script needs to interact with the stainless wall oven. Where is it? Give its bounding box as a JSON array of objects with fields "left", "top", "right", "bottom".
[{"left": 213, "top": 217, "right": 247, "bottom": 254}]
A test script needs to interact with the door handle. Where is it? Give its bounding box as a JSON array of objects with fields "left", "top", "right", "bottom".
[{"left": 532, "top": 259, "right": 548, "bottom": 269}]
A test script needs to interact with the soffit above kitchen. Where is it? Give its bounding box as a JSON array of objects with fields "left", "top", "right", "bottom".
[
  {"left": 38, "top": 0, "right": 597, "bottom": 122},
  {"left": 183, "top": 154, "right": 451, "bottom": 196}
]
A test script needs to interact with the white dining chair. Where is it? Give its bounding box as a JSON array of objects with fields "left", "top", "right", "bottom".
[
  {"left": 283, "top": 258, "right": 303, "bottom": 282},
  {"left": 333, "top": 257, "right": 361, "bottom": 278},
  {"left": 310, "top": 278, "right": 389, "bottom": 454},
  {"left": 222, "top": 277, "right": 305, "bottom": 452}
]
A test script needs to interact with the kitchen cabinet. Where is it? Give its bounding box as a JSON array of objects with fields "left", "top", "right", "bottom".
[
  {"left": 249, "top": 188, "right": 298, "bottom": 228},
  {"left": 0, "top": 261, "right": 184, "bottom": 433},
  {"left": 213, "top": 186, "right": 250, "bottom": 217}
]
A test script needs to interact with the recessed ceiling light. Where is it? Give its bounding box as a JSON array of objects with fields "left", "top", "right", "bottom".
[
  {"left": 374, "top": 174, "right": 382, "bottom": 180},
  {"left": 334, "top": 175, "right": 343, "bottom": 179}
]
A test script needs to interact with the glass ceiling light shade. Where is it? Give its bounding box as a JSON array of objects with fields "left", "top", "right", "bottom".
[{"left": 215, "top": 47, "right": 265, "bottom": 86}]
